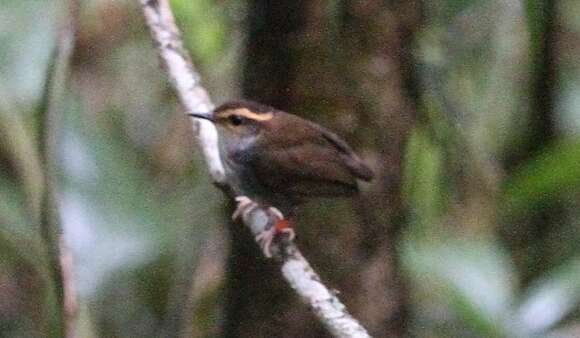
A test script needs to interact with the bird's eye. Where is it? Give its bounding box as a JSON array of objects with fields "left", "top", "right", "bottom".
[{"left": 228, "top": 115, "right": 244, "bottom": 126}]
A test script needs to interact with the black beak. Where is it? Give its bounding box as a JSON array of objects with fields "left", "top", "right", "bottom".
[{"left": 188, "top": 112, "right": 214, "bottom": 122}]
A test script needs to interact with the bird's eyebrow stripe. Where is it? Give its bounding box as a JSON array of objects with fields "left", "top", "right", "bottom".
[{"left": 221, "top": 108, "right": 273, "bottom": 121}]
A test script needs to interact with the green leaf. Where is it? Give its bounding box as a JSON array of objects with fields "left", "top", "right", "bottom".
[
  {"left": 403, "top": 127, "right": 447, "bottom": 233},
  {"left": 404, "top": 238, "right": 517, "bottom": 337},
  {"left": 502, "top": 140, "right": 580, "bottom": 216},
  {"left": 523, "top": 0, "right": 548, "bottom": 58},
  {"left": 170, "top": 0, "right": 227, "bottom": 63}
]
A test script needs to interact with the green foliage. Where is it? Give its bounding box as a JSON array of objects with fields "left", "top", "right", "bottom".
[
  {"left": 404, "top": 127, "right": 447, "bottom": 234},
  {"left": 0, "top": 1, "right": 223, "bottom": 335},
  {"left": 406, "top": 237, "right": 580, "bottom": 337},
  {"left": 517, "top": 256, "right": 580, "bottom": 334},
  {"left": 171, "top": 0, "right": 228, "bottom": 64},
  {"left": 524, "top": 0, "right": 549, "bottom": 56},
  {"left": 405, "top": 239, "right": 516, "bottom": 337},
  {"left": 502, "top": 141, "right": 580, "bottom": 217}
]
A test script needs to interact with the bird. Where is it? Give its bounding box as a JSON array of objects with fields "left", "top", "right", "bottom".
[{"left": 190, "top": 100, "right": 373, "bottom": 256}]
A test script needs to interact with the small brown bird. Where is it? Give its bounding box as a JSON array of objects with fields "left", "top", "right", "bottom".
[{"left": 190, "top": 100, "right": 373, "bottom": 255}]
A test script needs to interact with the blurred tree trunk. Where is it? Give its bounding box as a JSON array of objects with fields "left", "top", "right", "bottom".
[
  {"left": 507, "top": 0, "right": 557, "bottom": 166},
  {"left": 223, "top": 1, "right": 421, "bottom": 337},
  {"left": 502, "top": 0, "right": 560, "bottom": 284}
]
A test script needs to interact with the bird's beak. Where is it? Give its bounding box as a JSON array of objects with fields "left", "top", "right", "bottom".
[{"left": 188, "top": 112, "right": 214, "bottom": 122}]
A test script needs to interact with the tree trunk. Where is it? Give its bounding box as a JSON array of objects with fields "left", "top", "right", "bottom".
[{"left": 501, "top": 0, "right": 560, "bottom": 285}]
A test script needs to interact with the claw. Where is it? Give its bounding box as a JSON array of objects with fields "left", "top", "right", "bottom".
[
  {"left": 278, "top": 227, "right": 296, "bottom": 241},
  {"left": 255, "top": 218, "right": 295, "bottom": 258},
  {"left": 232, "top": 196, "right": 257, "bottom": 221},
  {"left": 268, "top": 206, "right": 284, "bottom": 220},
  {"left": 255, "top": 227, "right": 276, "bottom": 258},
  {"left": 232, "top": 197, "right": 295, "bottom": 258}
]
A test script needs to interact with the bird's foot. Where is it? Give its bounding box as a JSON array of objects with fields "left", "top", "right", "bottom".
[
  {"left": 255, "top": 211, "right": 295, "bottom": 257},
  {"left": 232, "top": 197, "right": 295, "bottom": 258},
  {"left": 255, "top": 227, "right": 276, "bottom": 258},
  {"left": 232, "top": 196, "right": 258, "bottom": 221},
  {"left": 273, "top": 216, "right": 295, "bottom": 241}
]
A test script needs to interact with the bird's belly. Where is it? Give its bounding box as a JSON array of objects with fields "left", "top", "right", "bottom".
[
  {"left": 223, "top": 153, "right": 293, "bottom": 210},
  {"left": 220, "top": 141, "right": 298, "bottom": 213},
  {"left": 222, "top": 152, "right": 260, "bottom": 196}
]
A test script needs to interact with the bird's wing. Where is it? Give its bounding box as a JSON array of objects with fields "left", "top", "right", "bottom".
[
  {"left": 317, "top": 126, "right": 374, "bottom": 182},
  {"left": 249, "top": 118, "right": 373, "bottom": 198}
]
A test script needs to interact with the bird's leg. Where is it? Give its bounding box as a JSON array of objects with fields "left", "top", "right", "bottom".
[
  {"left": 255, "top": 206, "right": 295, "bottom": 257},
  {"left": 232, "top": 196, "right": 258, "bottom": 221},
  {"left": 273, "top": 214, "right": 295, "bottom": 241},
  {"left": 232, "top": 197, "right": 295, "bottom": 257}
]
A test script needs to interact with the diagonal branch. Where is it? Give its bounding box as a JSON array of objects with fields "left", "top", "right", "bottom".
[
  {"left": 139, "top": 0, "right": 224, "bottom": 184},
  {"left": 139, "top": 0, "right": 371, "bottom": 337}
]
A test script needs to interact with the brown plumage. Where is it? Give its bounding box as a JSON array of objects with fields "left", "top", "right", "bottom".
[
  {"left": 207, "top": 100, "right": 373, "bottom": 211},
  {"left": 189, "top": 100, "right": 374, "bottom": 255},
  {"left": 251, "top": 108, "right": 373, "bottom": 197}
]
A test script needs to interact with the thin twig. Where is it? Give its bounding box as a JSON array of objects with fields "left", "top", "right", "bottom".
[
  {"left": 139, "top": 0, "right": 372, "bottom": 337},
  {"left": 38, "top": 0, "right": 80, "bottom": 337}
]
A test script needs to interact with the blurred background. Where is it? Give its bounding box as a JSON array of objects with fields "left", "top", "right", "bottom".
[{"left": 1, "top": 0, "right": 580, "bottom": 337}]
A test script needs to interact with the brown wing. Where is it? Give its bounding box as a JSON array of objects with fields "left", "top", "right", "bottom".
[
  {"left": 249, "top": 112, "right": 373, "bottom": 198},
  {"left": 318, "top": 126, "right": 374, "bottom": 182}
]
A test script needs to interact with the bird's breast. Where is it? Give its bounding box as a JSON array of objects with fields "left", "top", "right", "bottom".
[{"left": 219, "top": 135, "right": 262, "bottom": 197}]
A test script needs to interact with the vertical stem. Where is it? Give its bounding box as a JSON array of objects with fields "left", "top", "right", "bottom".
[{"left": 38, "top": 0, "right": 80, "bottom": 336}]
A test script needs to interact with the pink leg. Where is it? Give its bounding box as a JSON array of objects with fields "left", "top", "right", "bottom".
[
  {"left": 232, "top": 196, "right": 258, "bottom": 221},
  {"left": 232, "top": 198, "right": 296, "bottom": 257},
  {"left": 255, "top": 208, "right": 295, "bottom": 257}
]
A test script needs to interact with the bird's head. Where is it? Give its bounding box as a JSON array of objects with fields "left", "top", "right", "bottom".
[{"left": 189, "top": 100, "right": 275, "bottom": 141}]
